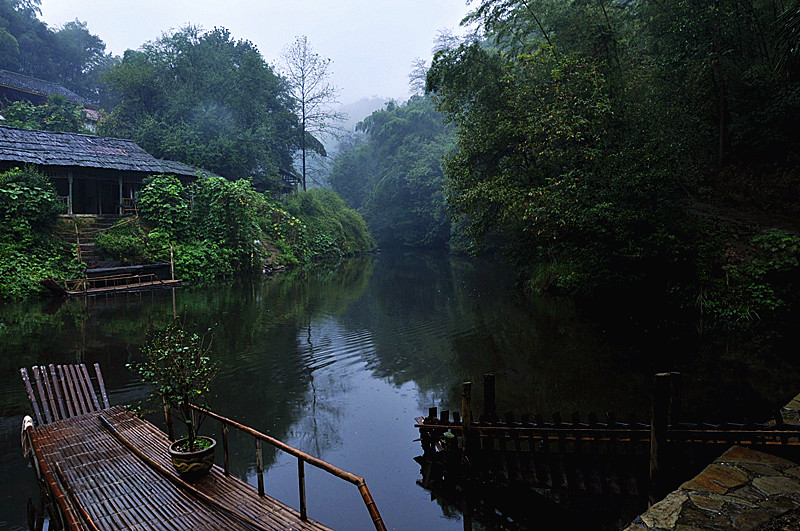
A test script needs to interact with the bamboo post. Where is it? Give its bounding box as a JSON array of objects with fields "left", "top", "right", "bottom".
[
  {"left": 222, "top": 423, "right": 229, "bottom": 475},
  {"left": 298, "top": 457, "right": 307, "bottom": 521},
  {"left": 669, "top": 372, "right": 682, "bottom": 426},
  {"left": 649, "top": 372, "right": 672, "bottom": 505},
  {"left": 462, "top": 382, "right": 472, "bottom": 463},
  {"left": 483, "top": 373, "right": 496, "bottom": 422},
  {"left": 256, "top": 438, "right": 264, "bottom": 496},
  {"left": 163, "top": 397, "right": 174, "bottom": 441},
  {"left": 169, "top": 244, "right": 175, "bottom": 281}
]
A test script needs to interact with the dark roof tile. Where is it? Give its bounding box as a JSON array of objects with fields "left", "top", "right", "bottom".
[
  {"left": 0, "top": 69, "right": 93, "bottom": 106},
  {"left": 0, "top": 125, "right": 208, "bottom": 177}
]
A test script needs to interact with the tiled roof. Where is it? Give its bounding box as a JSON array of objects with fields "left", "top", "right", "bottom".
[
  {"left": 0, "top": 69, "right": 93, "bottom": 106},
  {"left": 0, "top": 125, "right": 205, "bottom": 177}
]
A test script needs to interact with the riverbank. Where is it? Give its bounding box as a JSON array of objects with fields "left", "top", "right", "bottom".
[{"left": 0, "top": 172, "right": 375, "bottom": 301}]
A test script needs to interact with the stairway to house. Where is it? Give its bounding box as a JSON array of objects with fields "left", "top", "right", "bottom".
[{"left": 55, "top": 215, "right": 126, "bottom": 269}]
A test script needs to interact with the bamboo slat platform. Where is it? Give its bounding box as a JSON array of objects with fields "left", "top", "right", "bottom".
[
  {"left": 29, "top": 406, "right": 331, "bottom": 531},
  {"left": 20, "top": 364, "right": 340, "bottom": 531}
]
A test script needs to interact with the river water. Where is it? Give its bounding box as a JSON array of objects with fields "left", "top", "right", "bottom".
[{"left": 1, "top": 250, "right": 799, "bottom": 530}]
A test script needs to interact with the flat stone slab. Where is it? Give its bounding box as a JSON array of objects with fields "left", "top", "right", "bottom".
[
  {"left": 781, "top": 393, "right": 800, "bottom": 424},
  {"left": 624, "top": 446, "right": 800, "bottom": 531}
]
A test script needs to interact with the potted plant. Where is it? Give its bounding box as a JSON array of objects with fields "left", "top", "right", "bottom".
[{"left": 130, "top": 321, "right": 219, "bottom": 480}]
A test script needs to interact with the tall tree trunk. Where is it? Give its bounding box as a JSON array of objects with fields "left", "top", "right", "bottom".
[{"left": 301, "top": 101, "right": 307, "bottom": 191}]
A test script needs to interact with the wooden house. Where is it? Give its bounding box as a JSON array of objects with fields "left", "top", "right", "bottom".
[
  {"left": 0, "top": 69, "right": 93, "bottom": 108},
  {"left": 0, "top": 125, "right": 210, "bottom": 215}
]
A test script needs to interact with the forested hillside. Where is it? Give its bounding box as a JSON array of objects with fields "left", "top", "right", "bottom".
[
  {"left": 329, "top": 96, "right": 455, "bottom": 249},
  {"left": 0, "top": 0, "right": 114, "bottom": 101},
  {"left": 328, "top": 0, "right": 800, "bottom": 324}
]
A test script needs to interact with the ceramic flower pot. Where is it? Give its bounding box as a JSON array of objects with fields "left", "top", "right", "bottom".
[{"left": 168, "top": 436, "right": 216, "bottom": 480}]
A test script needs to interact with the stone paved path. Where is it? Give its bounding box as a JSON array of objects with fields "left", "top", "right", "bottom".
[{"left": 624, "top": 446, "right": 800, "bottom": 531}]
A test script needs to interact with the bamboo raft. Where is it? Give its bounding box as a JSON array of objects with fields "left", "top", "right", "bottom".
[
  {"left": 41, "top": 273, "right": 182, "bottom": 298},
  {"left": 21, "top": 364, "right": 385, "bottom": 531}
]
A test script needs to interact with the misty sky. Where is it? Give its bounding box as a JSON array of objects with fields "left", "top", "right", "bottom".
[{"left": 38, "top": 0, "right": 473, "bottom": 105}]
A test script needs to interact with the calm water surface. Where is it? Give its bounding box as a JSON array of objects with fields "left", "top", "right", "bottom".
[{"left": 2, "top": 250, "right": 799, "bottom": 530}]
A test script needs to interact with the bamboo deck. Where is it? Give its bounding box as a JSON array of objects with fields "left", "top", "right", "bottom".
[{"left": 28, "top": 405, "right": 332, "bottom": 531}]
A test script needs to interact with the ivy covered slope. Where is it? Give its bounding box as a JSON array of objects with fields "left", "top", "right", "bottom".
[
  {"left": 96, "top": 175, "right": 374, "bottom": 285},
  {"left": 0, "top": 167, "right": 82, "bottom": 301}
]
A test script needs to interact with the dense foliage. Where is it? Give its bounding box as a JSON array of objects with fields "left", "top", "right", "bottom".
[
  {"left": 328, "top": 96, "right": 454, "bottom": 249},
  {"left": 423, "top": 0, "right": 800, "bottom": 321},
  {"left": 98, "top": 175, "right": 374, "bottom": 285},
  {"left": 100, "top": 26, "right": 298, "bottom": 188},
  {"left": 285, "top": 188, "right": 375, "bottom": 259},
  {"left": 1, "top": 95, "right": 89, "bottom": 133},
  {"left": 0, "top": 166, "right": 81, "bottom": 300}
]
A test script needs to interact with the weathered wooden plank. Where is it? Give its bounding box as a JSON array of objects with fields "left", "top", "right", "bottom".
[
  {"left": 92, "top": 363, "right": 110, "bottom": 410},
  {"left": 57, "top": 365, "right": 77, "bottom": 418},
  {"left": 81, "top": 364, "right": 101, "bottom": 411}
]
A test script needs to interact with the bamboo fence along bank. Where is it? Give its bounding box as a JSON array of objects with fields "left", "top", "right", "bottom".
[
  {"left": 20, "top": 363, "right": 386, "bottom": 531},
  {"left": 415, "top": 374, "right": 800, "bottom": 502}
]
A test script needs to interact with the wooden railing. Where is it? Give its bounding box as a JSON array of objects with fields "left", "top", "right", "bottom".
[
  {"left": 53, "top": 273, "right": 166, "bottom": 293},
  {"left": 164, "top": 402, "right": 387, "bottom": 531}
]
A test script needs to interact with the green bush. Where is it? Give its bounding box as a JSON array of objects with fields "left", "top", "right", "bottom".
[
  {"left": 285, "top": 188, "right": 375, "bottom": 259},
  {"left": 700, "top": 229, "right": 800, "bottom": 325},
  {"left": 130, "top": 176, "right": 374, "bottom": 285},
  {"left": 0, "top": 166, "right": 62, "bottom": 246},
  {"left": 173, "top": 240, "right": 234, "bottom": 285},
  {"left": 138, "top": 174, "right": 190, "bottom": 238},
  {"left": 95, "top": 221, "right": 148, "bottom": 263},
  {"left": 0, "top": 167, "right": 81, "bottom": 300}
]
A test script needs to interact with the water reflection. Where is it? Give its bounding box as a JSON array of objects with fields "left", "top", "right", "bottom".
[{"left": 1, "top": 250, "right": 799, "bottom": 530}]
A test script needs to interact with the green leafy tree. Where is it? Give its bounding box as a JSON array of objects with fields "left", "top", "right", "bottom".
[
  {"left": 101, "top": 26, "right": 297, "bottom": 186},
  {"left": 0, "top": 1, "right": 111, "bottom": 101},
  {"left": 1, "top": 95, "right": 88, "bottom": 133}
]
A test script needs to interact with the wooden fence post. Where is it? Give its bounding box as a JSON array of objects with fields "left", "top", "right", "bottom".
[
  {"left": 462, "top": 382, "right": 472, "bottom": 464},
  {"left": 649, "top": 372, "right": 672, "bottom": 505},
  {"left": 483, "top": 373, "right": 496, "bottom": 422},
  {"left": 669, "top": 372, "right": 682, "bottom": 426}
]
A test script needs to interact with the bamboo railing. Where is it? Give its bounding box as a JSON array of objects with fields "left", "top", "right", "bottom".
[{"left": 164, "top": 402, "right": 387, "bottom": 531}]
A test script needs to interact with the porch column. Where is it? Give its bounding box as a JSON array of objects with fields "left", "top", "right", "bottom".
[
  {"left": 118, "top": 175, "right": 123, "bottom": 215},
  {"left": 67, "top": 171, "right": 73, "bottom": 215}
]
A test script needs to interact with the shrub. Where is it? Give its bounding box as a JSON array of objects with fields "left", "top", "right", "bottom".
[
  {"left": 0, "top": 166, "right": 62, "bottom": 246},
  {"left": 138, "top": 175, "right": 190, "bottom": 238},
  {"left": 285, "top": 188, "right": 375, "bottom": 259},
  {"left": 173, "top": 240, "right": 234, "bottom": 285},
  {"left": 94, "top": 221, "right": 147, "bottom": 263}
]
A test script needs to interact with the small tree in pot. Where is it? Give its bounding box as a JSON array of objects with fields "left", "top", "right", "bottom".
[{"left": 130, "top": 321, "right": 219, "bottom": 479}]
